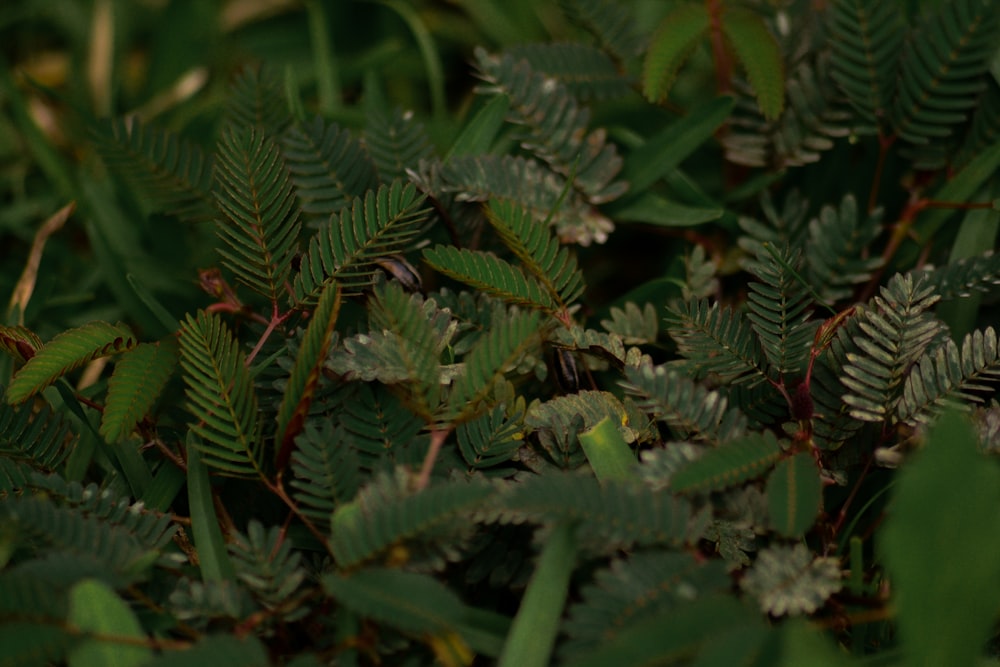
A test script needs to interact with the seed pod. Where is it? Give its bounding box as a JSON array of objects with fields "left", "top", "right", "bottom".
[{"left": 373, "top": 255, "right": 423, "bottom": 293}]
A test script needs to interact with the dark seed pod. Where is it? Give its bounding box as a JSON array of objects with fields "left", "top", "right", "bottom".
[
  {"left": 551, "top": 346, "right": 582, "bottom": 394},
  {"left": 373, "top": 255, "right": 423, "bottom": 293}
]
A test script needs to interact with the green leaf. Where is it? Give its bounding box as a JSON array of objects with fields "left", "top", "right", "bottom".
[
  {"left": 445, "top": 94, "right": 510, "bottom": 160},
  {"left": 100, "top": 339, "right": 178, "bottom": 443},
  {"left": 486, "top": 200, "right": 586, "bottom": 308},
  {"left": 621, "top": 96, "right": 735, "bottom": 193},
  {"left": 605, "top": 192, "right": 724, "bottom": 227},
  {"left": 294, "top": 181, "right": 430, "bottom": 302},
  {"left": 423, "top": 245, "right": 557, "bottom": 312},
  {"left": 642, "top": 3, "right": 710, "bottom": 103},
  {"left": 323, "top": 567, "right": 468, "bottom": 637},
  {"left": 67, "top": 579, "right": 152, "bottom": 667},
  {"left": 213, "top": 126, "right": 301, "bottom": 303},
  {"left": 740, "top": 544, "right": 841, "bottom": 616},
  {"left": 185, "top": 437, "right": 236, "bottom": 582},
  {"left": 497, "top": 522, "right": 576, "bottom": 667},
  {"left": 178, "top": 311, "right": 263, "bottom": 478},
  {"left": 722, "top": 8, "right": 785, "bottom": 121},
  {"left": 578, "top": 416, "right": 637, "bottom": 483},
  {"left": 881, "top": 410, "right": 1000, "bottom": 667},
  {"left": 449, "top": 308, "right": 541, "bottom": 419},
  {"left": 671, "top": 432, "right": 783, "bottom": 494},
  {"left": 275, "top": 280, "right": 341, "bottom": 468},
  {"left": 766, "top": 453, "right": 822, "bottom": 538},
  {"left": 142, "top": 635, "right": 270, "bottom": 667},
  {"left": 7, "top": 321, "right": 136, "bottom": 404}
]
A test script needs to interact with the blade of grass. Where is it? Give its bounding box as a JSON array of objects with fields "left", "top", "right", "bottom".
[
  {"left": 579, "top": 416, "right": 636, "bottom": 482},
  {"left": 186, "top": 433, "right": 236, "bottom": 582},
  {"left": 497, "top": 521, "right": 576, "bottom": 667}
]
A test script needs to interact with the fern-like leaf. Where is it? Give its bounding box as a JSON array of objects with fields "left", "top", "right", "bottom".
[
  {"left": 892, "top": 0, "right": 999, "bottom": 145},
  {"left": 805, "top": 194, "right": 884, "bottom": 303},
  {"left": 0, "top": 398, "right": 72, "bottom": 496},
  {"left": 433, "top": 154, "right": 615, "bottom": 246},
  {"left": 722, "top": 8, "right": 785, "bottom": 121},
  {"left": 561, "top": 551, "right": 730, "bottom": 659},
  {"left": 91, "top": 117, "right": 216, "bottom": 222},
  {"left": 213, "top": 127, "right": 301, "bottom": 303},
  {"left": 338, "top": 385, "right": 427, "bottom": 470},
  {"left": 363, "top": 108, "right": 435, "bottom": 184},
  {"left": 178, "top": 311, "right": 264, "bottom": 478},
  {"left": 504, "top": 42, "right": 632, "bottom": 101},
  {"left": 827, "top": 0, "right": 904, "bottom": 131},
  {"left": 423, "top": 245, "right": 558, "bottom": 312},
  {"left": 0, "top": 496, "right": 164, "bottom": 585},
  {"left": 281, "top": 115, "right": 380, "bottom": 221},
  {"left": 329, "top": 472, "right": 493, "bottom": 568},
  {"left": 910, "top": 250, "right": 1000, "bottom": 301},
  {"left": 449, "top": 309, "right": 541, "bottom": 420},
  {"left": 456, "top": 404, "right": 525, "bottom": 469},
  {"left": 666, "top": 299, "right": 768, "bottom": 386},
  {"left": 899, "top": 327, "right": 1000, "bottom": 424},
  {"left": 956, "top": 79, "right": 1000, "bottom": 165},
  {"left": 474, "top": 47, "right": 626, "bottom": 204},
  {"left": 6, "top": 321, "right": 136, "bottom": 404},
  {"left": 499, "top": 472, "right": 708, "bottom": 553},
  {"left": 290, "top": 420, "right": 362, "bottom": 529},
  {"left": 100, "top": 338, "right": 178, "bottom": 444},
  {"left": 642, "top": 3, "right": 709, "bottom": 104},
  {"left": 275, "top": 280, "right": 341, "bottom": 468},
  {"left": 486, "top": 199, "right": 586, "bottom": 308},
  {"left": 841, "top": 273, "right": 946, "bottom": 423},
  {"left": 669, "top": 431, "right": 784, "bottom": 494},
  {"left": 229, "top": 520, "right": 307, "bottom": 616},
  {"left": 600, "top": 302, "right": 659, "bottom": 346},
  {"left": 744, "top": 246, "right": 816, "bottom": 377},
  {"left": 557, "top": 0, "right": 644, "bottom": 63},
  {"left": 293, "top": 181, "right": 430, "bottom": 303},
  {"left": 621, "top": 361, "right": 748, "bottom": 444},
  {"left": 223, "top": 65, "right": 291, "bottom": 135}
]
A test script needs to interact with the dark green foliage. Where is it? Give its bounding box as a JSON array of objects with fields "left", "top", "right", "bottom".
[
  {"left": 294, "top": 182, "right": 430, "bottom": 301},
  {"left": 91, "top": 118, "right": 215, "bottom": 222},
  {"left": 178, "top": 311, "right": 264, "bottom": 478},
  {"left": 0, "top": 398, "right": 72, "bottom": 496},
  {"left": 213, "top": 127, "right": 301, "bottom": 303},
  {"left": 281, "top": 115, "right": 380, "bottom": 222},
  {"left": 5, "top": 1, "right": 1000, "bottom": 664}
]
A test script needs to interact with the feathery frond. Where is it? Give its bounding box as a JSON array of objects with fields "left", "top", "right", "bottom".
[
  {"left": 910, "top": 250, "right": 1000, "bottom": 301},
  {"left": 448, "top": 309, "right": 541, "bottom": 420},
  {"left": 229, "top": 520, "right": 307, "bottom": 617},
  {"left": 827, "top": 0, "right": 905, "bottom": 132},
  {"left": 642, "top": 3, "right": 709, "bottom": 105},
  {"left": 892, "top": 0, "right": 999, "bottom": 145},
  {"left": 841, "top": 273, "right": 946, "bottom": 423},
  {"left": 485, "top": 199, "right": 586, "bottom": 308},
  {"left": 499, "top": 472, "right": 708, "bottom": 553},
  {"left": 898, "top": 327, "right": 1000, "bottom": 424},
  {"left": 456, "top": 404, "right": 525, "bottom": 469},
  {"left": 281, "top": 115, "right": 379, "bottom": 221},
  {"left": 289, "top": 420, "right": 362, "bottom": 529},
  {"left": 100, "top": 338, "right": 178, "bottom": 443},
  {"left": 474, "top": 47, "right": 626, "bottom": 204},
  {"left": 178, "top": 311, "right": 264, "bottom": 478},
  {"left": 363, "top": 108, "right": 435, "bottom": 184},
  {"left": 621, "top": 361, "right": 748, "bottom": 444},
  {"left": 223, "top": 65, "right": 291, "bottom": 135},
  {"left": 338, "top": 384, "right": 427, "bottom": 470},
  {"left": 557, "top": 0, "right": 644, "bottom": 62},
  {"left": 423, "top": 245, "right": 558, "bottom": 312},
  {"left": 91, "top": 117, "right": 216, "bottom": 222},
  {"left": 744, "top": 246, "right": 816, "bottom": 377},
  {"left": 0, "top": 398, "right": 73, "bottom": 496},
  {"left": 722, "top": 8, "right": 785, "bottom": 121},
  {"left": 805, "top": 195, "right": 884, "bottom": 303},
  {"left": 669, "top": 431, "right": 784, "bottom": 494},
  {"left": 6, "top": 321, "right": 136, "bottom": 404},
  {"left": 329, "top": 472, "right": 492, "bottom": 568},
  {"left": 666, "top": 299, "right": 768, "bottom": 386},
  {"left": 294, "top": 181, "right": 430, "bottom": 303},
  {"left": 213, "top": 127, "right": 301, "bottom": 303},
  {"left": 504, "top": 42, "right": 632, "bottom": 101}
]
